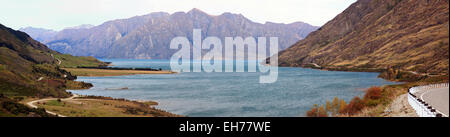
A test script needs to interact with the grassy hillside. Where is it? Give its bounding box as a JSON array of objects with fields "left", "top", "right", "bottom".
[
  {"left": 272, "top": 0, "right": 449, "bottom": 117},
  {"left": 0, "top": 95, "right": 53, "bottom": 117},
  {"left": 53, "top": 54, "right": 107, "bottom": 68},
  {"left": 0, "top": 23, "right": 106, "bottom": 116},
  {"left": 274, "top": 0, "right": 449, "bottom": 76}
]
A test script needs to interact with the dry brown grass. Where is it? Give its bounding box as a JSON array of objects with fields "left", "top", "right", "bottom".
[{"left": 277, "top": 0, "right": 449, "bottom": 75}]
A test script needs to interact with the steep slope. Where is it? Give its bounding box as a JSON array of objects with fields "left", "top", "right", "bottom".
[
  {"left": 0, "top": 23, "right": 105, "bottom": 98},
  {"left": 1, "top": 23, "right": 109, "bottom": 116},
  {"left": 275, "top": 0, "right": 449, "bottom": 75},
  {"left": 22, "top": 9, "right": 318, "bottom": 59}
]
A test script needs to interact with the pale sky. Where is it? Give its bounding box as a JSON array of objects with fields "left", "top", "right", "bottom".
[{"left": 0, "top": 0, "right": 357, "bottom": 31}]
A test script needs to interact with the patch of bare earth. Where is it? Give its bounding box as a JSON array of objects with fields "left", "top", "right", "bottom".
[{"left": 382, "top": 94, "right": 418, "bottom": 117}]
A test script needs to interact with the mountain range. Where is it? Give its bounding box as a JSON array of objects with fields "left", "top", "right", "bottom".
[
  {"left": 21, "top": 9, "right": 318, "bottom": 59},
  {"left": 18, "top": 27, "right": 57, "bottom": 43},
  {"left": 273, "top": 0, "right": 449, "bottom": 75}
]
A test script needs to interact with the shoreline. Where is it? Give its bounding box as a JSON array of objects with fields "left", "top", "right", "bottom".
[
  {"left": 25, "top": 93, "right": 180, "bottom": 117},
  {"left": 287, "top": 64, "right": 448, "bottom": 117},
  {"left": 72, "top": 64, "right": 400, "bottom": 117},
  {"left": 66, "top": 63, "right": 447, "bottom": 117},
  {"left": 63, "top": 68, "right": 176, "bottom": 77},
  {"left": 30, "top": 67, "right": 180, "bottom": 117}
]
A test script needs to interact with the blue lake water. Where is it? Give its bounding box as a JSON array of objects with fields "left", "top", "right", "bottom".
[{"left": 69, "top": 59, "right": 399, "bottom": 117}]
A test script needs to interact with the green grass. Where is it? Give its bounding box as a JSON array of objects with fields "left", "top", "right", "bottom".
[
  {"left": 45, "top": 100, "right": 64, "bottom": 106},
  {"left": 0, "top": 64, "right": 5, "bottom": 70},
  {"left": 141, "top": 101, "right": 158, "bottom": 106},
  {"left": 53, "top": 54, "right": 106, "bottom": 68},
  {"left": 0, "top": 81, "right": 38, "bottom": 97}
]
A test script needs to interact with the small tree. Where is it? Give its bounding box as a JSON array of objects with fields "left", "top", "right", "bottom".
[
  {"left": 325, "top": 100, "right": 331, "bottom": 111},
  {"left": 331, "top": 97, "right": 340, "bottom": 116},
  {"left": 338, "top": 99, "right": 347, "bottom": 114},
  {"left": 318, "top": 104, "right": 328, "bottom": 117},
  {"left": 332, "top": 97, "right": 339, "bottom": 109}
]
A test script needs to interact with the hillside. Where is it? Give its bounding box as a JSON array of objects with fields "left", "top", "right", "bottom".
[
  {"left": 0, "top": 23, "right": 106, "bottom": 116},
  {"left": 274, "top": 0, "right": 449, "bottom": 75},
  {"left": 21, "top": 9, "right": 318, "bottom": 59}
]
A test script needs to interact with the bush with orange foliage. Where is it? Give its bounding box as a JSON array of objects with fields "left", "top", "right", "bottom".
[
  {"left": 306, "top": 104, "right": 319, "bottom": 117},
  {"left": 306, "top": 104, "right": 328, "bottom": 117},
  {"left": 363, "top": 86, "right": 382, "bottom": 101},
  {"left": 338, "top": 99, "right": 347, "bottom": 114},
  {"left": 341, "top": 97, "right": 365, "bottom": 115},
  {"left": 306, "top": 86, "right": 384, "bottom": 117},
  {"left": 318, "top": 104, "right": 328, "bottom": 117}
]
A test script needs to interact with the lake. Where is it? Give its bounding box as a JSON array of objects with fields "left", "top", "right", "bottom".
[{"left": 69, "top": 59, "right": 399, "bottom": 117}]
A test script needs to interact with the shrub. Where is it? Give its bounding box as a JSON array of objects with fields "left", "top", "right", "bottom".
[
  {"left": 306, "top": 104, "right": 319, "bottom": 117},
  {"left": 342, "top": 97, "right": 365, "bottom": 115},
  {"left": 13, "top": 96, "right": 24, "bottom": 101},
  {"left": 325, "top": 100, "right": 331, "bottom": 111},
  {"left": 365, "top": 99, "right": 382, "bottom": 107},
  {"left": 332, "top": 97, "right": 339, "bottom": 109},
  {"left": 0, "top": 97, "right": 52, "bottom": 117},
  {"left": 0, "top": 64, "right": 6, "bottom": 70},
  {"left": 364, "top": 86, "right": 382, "bottom": 101},
  {"left": 318, "top": 104, "right": 328, "bottom": 117},
  {"left": 338, "top": 99, "right": 347, "bottom": 114}
]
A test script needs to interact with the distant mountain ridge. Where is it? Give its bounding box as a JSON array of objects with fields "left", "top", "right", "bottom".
[
  {"left": 273, "top": 0, "right": 449, "bottom": 74},
  {"left": 63, "top": 24, "right": 95, "bottom": 30},
  {"left": 18, "top": 27, "right": 57, "bottom": 43},
  {"left": 21, "top": 9, "right": 318, "bottom": 59}
]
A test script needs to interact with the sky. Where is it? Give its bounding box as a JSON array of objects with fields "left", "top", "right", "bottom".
[{"left": 0, "top": 0, "right": 357, "bottom": 31}]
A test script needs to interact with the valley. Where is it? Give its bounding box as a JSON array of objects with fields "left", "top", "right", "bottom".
[{"left": 1, "top": 0, "right": 448, "bottom": 117}]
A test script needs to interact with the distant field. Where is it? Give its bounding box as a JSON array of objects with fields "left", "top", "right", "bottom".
[
  {"left": 52, "top": 54, "right": 106, "bottom": 68},
  {"left": 63, "top": 68, "right": 175, "bottom": 76}
]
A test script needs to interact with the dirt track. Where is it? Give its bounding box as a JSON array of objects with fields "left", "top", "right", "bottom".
[{"left": 26, "top": 94, "right": 81, "bottom": 117}]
